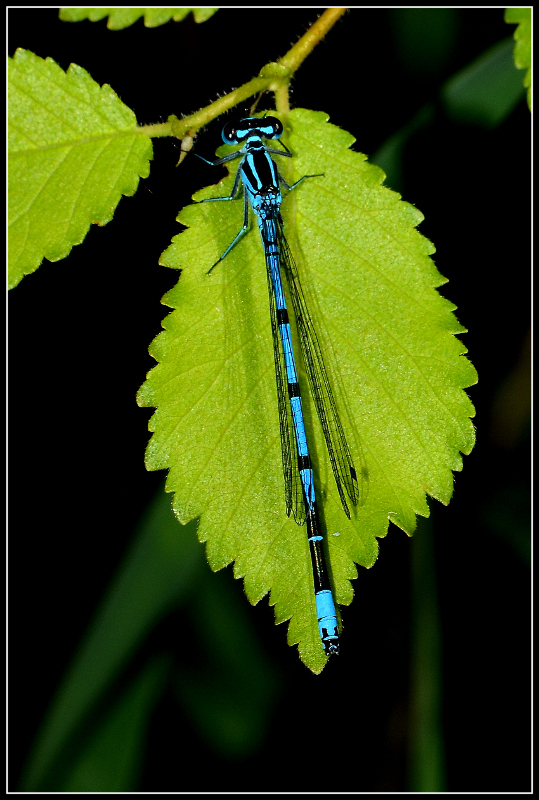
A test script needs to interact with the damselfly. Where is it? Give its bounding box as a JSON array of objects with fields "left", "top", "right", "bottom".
[{"left": 196, "top": 116, "right": 358, "bottom": 655}]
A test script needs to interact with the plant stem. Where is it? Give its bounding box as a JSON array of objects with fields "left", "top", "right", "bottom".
[
  {"left": 137, "top": 8, "right": 347, "bottom": 141},
  {"left": 409, "top": 512, "right": 446, "bottom": 792},
  {"left": 278, "top": 8, "right": 347, "bottom": 73}
]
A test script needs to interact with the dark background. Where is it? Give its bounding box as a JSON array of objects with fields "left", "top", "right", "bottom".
[{"left": 9, "top": 8, "right": 530, "bottom": 792}]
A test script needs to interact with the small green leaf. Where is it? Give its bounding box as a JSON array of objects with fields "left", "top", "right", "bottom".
[
  {"left": 59, "top": 7, "right": 218, "bottom": 29},
  {"left": 8, "top": 48, "right": 152, "bottom": 288},
  {"left": 137, "top": 108, "right": 477, "bottom": 673},
  {"left": 442, "top": 37, "right": 526, "bottom": 127},
  {"left": 505, "top": 7, "right": 532, "bottom": 110}
]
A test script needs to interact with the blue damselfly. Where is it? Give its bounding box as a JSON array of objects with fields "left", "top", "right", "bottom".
[{"left": 196, "top": 116, "right": 358, "bottom": 655}]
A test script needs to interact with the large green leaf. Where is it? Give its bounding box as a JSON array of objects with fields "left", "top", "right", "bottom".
[
  {"left": 8, "top": 48, "right": 152, "bottom": 288},
  {"left": 505, "top": 7, "right": 532, "bottom": 110},
  {"left": 137, "top": 108, "right": 477, "bottom": 673},
  {"left": 59, "top": 7, "right": 218, "bottom": 28}
]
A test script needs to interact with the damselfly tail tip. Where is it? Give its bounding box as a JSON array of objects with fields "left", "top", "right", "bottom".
[{"left": 324, "top": 639, "right": 340, "bottom": 657}]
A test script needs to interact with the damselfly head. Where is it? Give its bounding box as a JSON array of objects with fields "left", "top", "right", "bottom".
[{"left": 221, "top": 116, "right": 283, "bottom": 145}]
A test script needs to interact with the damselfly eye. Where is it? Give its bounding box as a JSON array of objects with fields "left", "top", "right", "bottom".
[
  {"left": 221, "top": 122, "right": 238, "bottom": 144},
  {"left": 266, "top": 117, "right": 283, "bottom": 138}
]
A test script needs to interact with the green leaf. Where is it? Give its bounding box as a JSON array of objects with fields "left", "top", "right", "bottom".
[
  {"left": 137, "top": 108, "right": 477, "bottom": 673},
  {"left": 441, "top": 37, "right": 526, "bottom": 127},
  {"left": 173, "top": 568, "right": 281, "bottom": 758},
  {"left": 8, "top": 48, "right": 152, "bottom": 288},
  {"left": 505, "top": 7, "right": 532, "bottom": 110},
  {"left": 60, "top": 657, "right": 170, "bottom": 792},
  {"left": 20, "top": 488, "right": 202, "bottom": 791},
  {"left": 59, "top": 7, "right": 218, "bottom": 29}
]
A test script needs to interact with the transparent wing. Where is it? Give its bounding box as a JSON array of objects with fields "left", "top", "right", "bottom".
[
  {"left": 265, "top": 252, "right": 306, "bottom": 525},
  {"left": 277, "top": 219, "right": 359, "bottom": 518}
]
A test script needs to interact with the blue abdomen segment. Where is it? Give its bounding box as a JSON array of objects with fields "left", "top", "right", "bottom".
[
  {"left": 315, "top": 589, "right": 339, "bottom": 653},
  {"left": 300, "top": 466, "right": 315, "bottom": 510},
  {"left": 290, "top": 396, "right": 308, "bottom": 457},
  {"left": 279, "top": 322, "right": 299, "bottom": 386}
]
